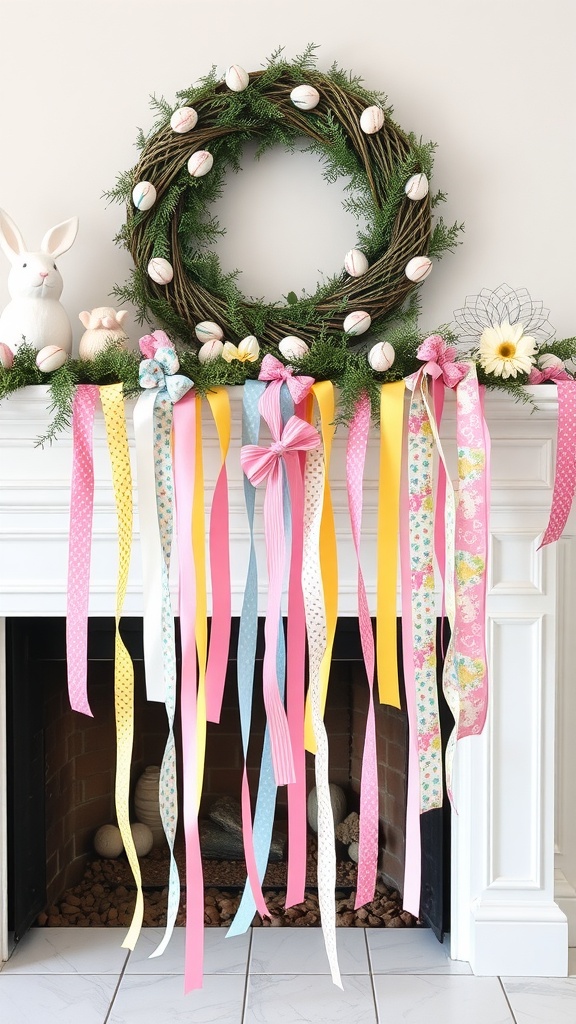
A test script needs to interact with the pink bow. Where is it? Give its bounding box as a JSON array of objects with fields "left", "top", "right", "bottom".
[
  {"left": 259, "top": 353, "right": 315, "bottom": 406},
  {"left": 529, "top": 366, "right": 572, "bottom": 384},
  {"left": 139, "top": 329, "right": 174, "bottom": 359},
  {"left": 417, "top": 334, "right": 469, "bottom": 388},
  {"left": 241, "top": 415, "right": 321, "bottom": 485}
]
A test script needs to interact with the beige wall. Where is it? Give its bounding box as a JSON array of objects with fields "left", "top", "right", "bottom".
[{"left": 0, "top": 0, "right": 574, "bottom": 351}]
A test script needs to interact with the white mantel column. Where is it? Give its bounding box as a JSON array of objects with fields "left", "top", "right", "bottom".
[{"left": 449, "top": 389, "right": 568, "bottom": 975}]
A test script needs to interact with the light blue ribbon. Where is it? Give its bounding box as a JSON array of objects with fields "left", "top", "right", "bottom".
[{"left": 227, "top": 381, "right": 293, "bottom": 936}]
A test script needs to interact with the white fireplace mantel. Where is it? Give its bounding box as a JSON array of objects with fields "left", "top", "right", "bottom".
[{"left": 0, "top": 384, "right": 572, "bottom": 976}]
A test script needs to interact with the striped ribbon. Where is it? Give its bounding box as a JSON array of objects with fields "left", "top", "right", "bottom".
[
  {"left": 66, "top": 384, "right": 99, "bottom": 716},
  {"left": 346, "top": 394, "right": 378, "bottom": 909},
  {"left": 98, "top": 383, "right": 143, "bottom": 952}
]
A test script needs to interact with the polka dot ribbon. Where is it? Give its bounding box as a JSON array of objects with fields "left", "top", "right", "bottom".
[
  {"left": 98, "top": 383, "right": 143, "bottom": 952},
  {"left": 66, "top": 384, "right": 99, "bottom": 716},
  {"left": 539, "top": 380, "right": 576, "bottom": 547}
]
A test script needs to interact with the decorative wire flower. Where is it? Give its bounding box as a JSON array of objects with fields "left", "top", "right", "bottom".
[{"left": 453, "top": 285, "right": 555, "bottom": 380}]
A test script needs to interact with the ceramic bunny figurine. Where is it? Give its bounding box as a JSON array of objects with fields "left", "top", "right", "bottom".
[
  {"left": 78, "top": 306, "right": 129, "bottom": 360},
  {"left": 0, "top": 208, "right": 79, "bottom": 354}
]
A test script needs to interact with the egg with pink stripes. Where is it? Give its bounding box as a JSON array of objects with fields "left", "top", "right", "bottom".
[
  {"left": 290, "top": 85, "right": 320, "bottom": 110},
  {"left": 405, "top": 256, "right": 432, "bottom": 283},
  {"left": 36, "top": 345, "right": 68, "bottom": 373},
  {"left": 170, "top": 106, "right": 198, "bottom": 134},
  {"left": 344, "top": 249, "right": 369, "bottom": 278},
  {"left": 187, "top": 150, "right": 214, "bottom": 178},
  {"left": 343, "top": 310, "right": 372, "bottom": 336},
  {"left": 225, "top": 64, "right": 250, "bottom": 92},
  {"left": 132, "top": 181, "right": 157, "bottom": 211}
]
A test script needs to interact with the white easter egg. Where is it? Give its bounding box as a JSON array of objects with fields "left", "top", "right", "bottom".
[
  {"left": 170, "top": 106, "right": 198, "bottom": 133},
  {"left": 225, "top": 64, "right": 250, "bottom": 92},
  {"left": 405, "top": 256, "right": 432, "bottom": 283},
  {"left": 368, "top": 341, "right": 395, "bottom": 372},
  {"left": 404, "top": 173, "right": 429, "bottom": 201},
  {"left": 132, "top": 181, "right": 157, "bottom": 211},
  {"left": 195, "top": 320, "right": 224, "bottom": 342},
  {"left": 290, "top": 85, "right": 320, "bottom": 110},
  {"left": 147, "top": 257, "right": 174, "bottom": 285},
  {"left": 343, "top": 310, "right": 372, "bottom": 336},
  {"left": 538, "top": 352, "right": 564, "bottom": 371},
  {"left": 278, "top": 336, "right": 310, "bottom": 361},
  {"left": 344, "top": 249, "right": 369, "bottom": 278},
  {"left": 187, "top": 150, "right": 214, "bottom": 178},
  {"left": 0, "top": 342, "right": 14, "bottom": 369},
  {"left": 359, "top": 105, "right": 384, "bottom": 134},
  {"left": 198, "top": 338, "right": 224, "bottom": 363},
  {"left": 36, "top": 345, "right": 68, "bottom": 373}
]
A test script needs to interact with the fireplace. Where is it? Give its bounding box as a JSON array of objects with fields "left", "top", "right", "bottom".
[{"left": 0, "top": 384, "right": 570, "bottom": 976}]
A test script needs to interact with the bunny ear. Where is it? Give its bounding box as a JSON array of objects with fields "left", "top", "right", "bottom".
[
  {"left": 41, "top": 216, "right": 79, "bottom": 258},
  {"left": 0, "top": 209, "right": 27, "bottom": 261}
]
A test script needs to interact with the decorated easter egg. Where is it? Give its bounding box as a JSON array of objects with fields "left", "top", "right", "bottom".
[
  {"left": 0, "top": 342, "right": 14, "bottom": 369},
  {"left": 147, "top": 257, "right": 174, "bottom": 285},
  {"left": 344, "top": 249, "right": 369, "bottom": 278},
  {"left": 170, "top": 106, "right": 198, "bottom": 133},
  {"left": 132, "top": 181, "right": 157, "bottom": 211},
  {"left": 198, "top": 338, "right": 224, "bottom": 363},
  {"left": 359, "top": 105, "right": 384, "bottom": 134},
  {"left": 187, "top": 150, "right": 214, "bottom": 178},
  {"left": 538, "top": 352, "right": 564, "bottom": 371},
  {"left": 368, "top": 341, "right": 395, "bottom": 372},
  {"left": 94, "top": 824, "right": 123, "bottom": 859},
  {"left": 278, "top": 335, "right": 310, "bottom": 360},
  {"left": 405, "top": 256, "right": 432, "bottom": 282},
  {"left": 36, "top": 345, "right": 68, "bottom": 373},
  {"left": 343, "top": 310, "right": 372, "bottom": 336},
  {"left": 195, "top": 320, "right": 224, "bottom": 342},
  {"left": 290, "top": 84, "right": 320, "bottom": 110},
  {"left": 225, "top": 64, "right": 250, "bottom": 92},
  {"left": 404, "top": 173, "right": 429, "bottom": 202}
]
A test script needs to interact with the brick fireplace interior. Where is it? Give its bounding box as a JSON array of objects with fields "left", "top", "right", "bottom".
[{"left": 6, "top": 616, "right": 448, "bottom": 939}]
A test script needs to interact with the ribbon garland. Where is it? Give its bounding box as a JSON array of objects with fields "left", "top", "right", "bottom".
[{"left": 66, "top": 384, "right": 99, "bottom": 716}]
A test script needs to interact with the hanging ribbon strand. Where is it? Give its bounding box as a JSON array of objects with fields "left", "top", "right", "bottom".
[
  {"left": 205, "top": 387, "right": 232, "bottom": 724},
  {"left": 376, "top": 381, "right": 405, "bottom": 709},
  {"left": 98, "top": 382, "right": 143, "bottom": 952},
  {"left": 538, "top": 379, "right": 576, "bottom": 548},
  {"left": 66, "top": 383, "right": 99, "bottom": 717}
]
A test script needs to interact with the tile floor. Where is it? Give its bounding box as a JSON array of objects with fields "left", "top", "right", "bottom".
[{"left": 1, "top": 927, "right": 575, "bottom": 1023}]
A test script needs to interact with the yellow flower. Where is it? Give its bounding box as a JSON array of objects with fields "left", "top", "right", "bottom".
[
  {"left": 478, "top": 320, "right": 536, "bottom": 379},
  {"left": 222, "top": 335, "right": 260, "bottom": 363}
]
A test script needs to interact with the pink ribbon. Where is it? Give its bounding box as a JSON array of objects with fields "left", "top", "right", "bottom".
[
  {"left": 539, "top": 380, "right": 576, "bottom": 547},
  {"left": 66, "top": 384, "right": 99, "bottom": 716},
  {"left": 529, "top": 366, "right": 572, "bottom": 384},
  {"left": 259, "top": 353, "right": 315, "bottom": 405},
  {"left": 346, "top": 394, "right": 379, "bottom": 909},
  {"left": 241, "top": 409, "right": 321, "bottom": 785},
  {"left": 417, "top": 334, "right": 469, "bottom": 389}
]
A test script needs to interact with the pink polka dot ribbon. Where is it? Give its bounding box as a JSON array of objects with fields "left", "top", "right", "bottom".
[{"left": 539, "top": 380, "right": 576, "bottom": 548}]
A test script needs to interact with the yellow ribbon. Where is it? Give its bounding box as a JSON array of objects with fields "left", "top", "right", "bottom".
[
  {"left": 377, "top": 381, "right": 405, "bottom": 707},
  {"left": 192, "top": 394, "right": 208, "bottom": 800},
  {"left": 304, "top": 381, "right": 338, "bottom": 753},
  {"left": 99, "top": 383, "right": 143, "bottom": 950}
]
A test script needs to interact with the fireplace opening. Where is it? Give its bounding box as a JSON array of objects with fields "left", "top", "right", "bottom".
[{"left": 6, "top": 617, "right": 450, "bottom": 940}]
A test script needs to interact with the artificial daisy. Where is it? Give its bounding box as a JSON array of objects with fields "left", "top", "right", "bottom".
[{"left": 478, "top": 320, "right": 536, "bottom": 378}]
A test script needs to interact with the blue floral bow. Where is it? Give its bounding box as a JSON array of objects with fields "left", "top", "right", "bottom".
[{"left": 138, "top": 345, "right": 193, "bottom": 403}]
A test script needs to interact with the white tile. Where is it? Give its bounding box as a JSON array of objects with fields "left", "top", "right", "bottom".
[
  {"left": 1, "top": 927, "right": 130, "bottom": 974},
  {"left": 373, "top": 975, "right": 514, "bottom": 1023},
  {"left": 125, "top": 927, "right": 250, "bottom": 975},
  {"left": 367, "top": 928, "right": 472, "bottom": 974},
  {"left": 245, "top": 974, "right": 376, "bottom": 1024},
  {"left": 501, "top": 977, "right": 576, "bottom": 1023},
  {"left": 108, "top": 972, "right": 246, "bottom": 1024},
  {"left": 250, "top": 926, "right": 369, "bottom": 974},
  {"left": 0, "top": 973, "right": 117, "bottom": 1024}
]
